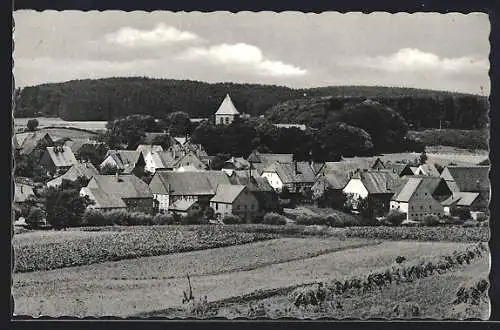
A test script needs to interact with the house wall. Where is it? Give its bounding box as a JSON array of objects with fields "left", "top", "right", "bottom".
[
  {"left": 261, "top": 172, "right": 283, "bottom": 191},
  {"left": 39, "top": 151, "right": 57, "bottom": 175},
  {"left": 153, "top": 193, "right": 170, "bottom": 212},
  {"left": 100, "top": 156, "right": 119, "bottom": 170},
  {"left": 211, "top": 201, "right": 233, "bottom": 219},
  {"left": 390, "top": 201, "right": 409, "bottom": 218},
  {"left": 232, "top": 189, "right": 259, "bottom": 222},
  {"left": 215, "top": 114, "right": 238, "bottom": 125},
  {"left": 123, "top": 198, "right": 155, "bottom": 214},
  {"left": 343, "top": 179, "right": 368, "bottom": 209},
  {"left": 407, "top": 190, "right": 445, "bottom": 221},
  {"left": 368, "top": 194, "right": 393, "bottom": 218},
  {"left": 144, "top": 152, "right": 157, "bottom": 173}
]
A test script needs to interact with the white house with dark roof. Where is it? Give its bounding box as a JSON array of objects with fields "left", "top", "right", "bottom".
[
  {"left": 100, "top": 150, "right": 145, "bottom": 174},
  {"left": 210, "top": 184, "right": 259, "bottom": 222},
  {"left": 215, "top": 94, "right": 240, "bottom": 125},
  {"left": 261, "top": 161, "right": 317, "bottom": 193}
]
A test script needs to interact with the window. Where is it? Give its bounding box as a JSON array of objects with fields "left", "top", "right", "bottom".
[
  {"left": 219, "top": 118, "right": 223, "bottom": 124},
  {"left": 225, "top": 117, "right": 229, "bottom": 124},
  {"left": 215, "top": 203, "right": 218, "bottom": 211},
  {"left": 420, "top": 206, "right": 423, "bottom": 210}
]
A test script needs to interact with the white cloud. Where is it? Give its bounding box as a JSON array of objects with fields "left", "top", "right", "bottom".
[
  {"left": 347, "top": 48, "right": 489, "bottom": 74},
  {"left": 105, "top": 23, "right": 199, "bottom": 47},
  {"left": 181, "top": 43, "right": 307, "bottom": 77}
]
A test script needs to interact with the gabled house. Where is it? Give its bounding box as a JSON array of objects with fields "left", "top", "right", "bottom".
[
  {"left": 149, "top": 171, "right": 231, "bottom": 211},
  {"left": 246, "top": 150, "right": 294, "bottom": 175},
  {"left": 16, "top": 132, "right": 55, "bottom": 155},
  {"left": 169, "top": 199, "right": 200, "bottom": 217},
  {"left": 136, "top": 144, "right": 164, "bottom": 158},
  {"left": 228, "top": 169, "right": 279, "bottom": 213},
  {"left": 82, "top": 174, "right": 154, "bottom": 213},
  {"left": 80, "top": 186, "right": 127, "bottom": 212},
  {"left": 222, "top": 157, "right": 250, "bottom": 171},
  {"left": 441, "top": 192, "right": 481, "bottom": 216},
  {"left": 261, "top": 161, "right": 316, "bottom": 194},
  {"left": 39, "top": 146, "right": 78, "bottom": 176},
  {"left": 47, "top": 162, "right": 99, "bottom": 188},
  {"left": 144, "top": 150, "right": 177, "bottom": 173},
  {"left": 14, "top": 183, "right": 35, "bottom": 205},
  {"left": 210, "top": 184, "right": 259, "bottom": 222},
  {"left": 440, "top": 165, "right": 490, "bottom": 211},
  {"left": 100, "top": 150, "right": 146, "bottom": 174},
  {"left": 414, "top": 163, "right": 441, "bottom": 177},
  {"left": 390, "top": 176, "right": 453, "bottom": 221},
  {"left": 174, "top": 150, "right": 207, "bottom": 171},
  {"left": 342, "top": 170, "right": 401, "bottom": 217},
  {"left": 215, "top": 94, "right": 240, "bottom": 126},
  {"left": 384, "top": 162, "right": 417, "bottom": 177}
]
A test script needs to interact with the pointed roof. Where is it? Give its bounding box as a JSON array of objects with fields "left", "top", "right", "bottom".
[
  {"left": 215, "top": 94, "right": 240, "bottom": 115},
  {"left": 47, "top": 162, "right": 99, "bottom": 187},
  {"left": 210, "top": 184, "right": 247, "bottom": 204},
  {"left": 46, "top": 146, "right": 78, "bottom": 168}
]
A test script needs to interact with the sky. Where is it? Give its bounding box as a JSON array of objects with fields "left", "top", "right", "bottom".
[{"left": 13, "top": 11, "right": 490, "bottom": 95}]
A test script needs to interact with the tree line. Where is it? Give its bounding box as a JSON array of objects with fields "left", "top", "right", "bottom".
[{"left": 13, "top": 77, "right": 488, "bottom": 130}]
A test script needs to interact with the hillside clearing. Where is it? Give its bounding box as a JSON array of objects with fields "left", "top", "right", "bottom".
[
  {"left": 13, "top": 240, "right": 475, "bottom": 317},
  {"left": 14, "top": 117, "right": 107, "bottom": 132}
]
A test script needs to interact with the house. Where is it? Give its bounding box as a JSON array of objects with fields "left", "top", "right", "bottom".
[
  {"left": 390, "top": 176, "right": 453, "bottom": 221},
  {"left": 149, "top": 171, "right": 231, "bottom": 212},
  {"left": 16, "top": 132, "right": 55, "bottom": 155},
  {"left": 342, "top": 170, "right": 400, "bottom": 217},
  {"left": 64, "top": 139, "right": 105, "bottom": 155},
  {"left": 210, "top": 184, "right": 259, "bottom": 222},
  {"left": 261, "top": 161, "right": 317, "bottom": 194},
  {"left": 100, "top": 150, "right": 146, "bottom": 174},
  {"left": 246, "top": 150, "right": 294, "bottom": 175},
  {"left": 441, "top": 192, "right": 481, "bottom": 216},
  {"left": 440, "top": 165, "right": 490, "bottom": 211},
  {"left": 222, "top": 156, "right": 251, "bottom": 171},
  {"left": 215, "top": 94, "right": 240, "bottom": 125},
  {"left": 384, "top": 162, "right": 417, "bottom": 177},
  {"left": 174, "top": 150, "right": 208, "bottom": 170},
  {"left": 273, "top": 124, "right": 307, "bottom": 131},
  {"left": 14, "top": 183, "right": 35, "bottom": 205},
  {"left": 228, "top": 169, "right": 280, "bottom": 213},
  {"left": 80, "top": 186, "right": 127, "bottom": 212},
  {"left": 168, "top": 199, "right": 200, "bottom": 217},
  {"left": 414, "top": 163, "right": 441, "bottom": 177},
  {"left": 39, "top": 146, "right": 78, "bottom": 176},
  {"left": 47, "top": 162, "right": 99, "bottom": 188},
  {"left": 136, "top": 144, "right": 164, "bottom": 158},
  {"left": 144, "top": 150, "right": 177, "bottom": 173},
  {"left": 83, "top": 174, "right": 155, "bottom": 213}
]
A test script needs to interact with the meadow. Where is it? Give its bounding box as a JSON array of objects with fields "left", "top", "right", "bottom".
[
  {"left": 14, "top": 117, "right": 108, "bottom": 132},
  {"left": 12, "top": 224, "right": 489, "bottom": 318}
]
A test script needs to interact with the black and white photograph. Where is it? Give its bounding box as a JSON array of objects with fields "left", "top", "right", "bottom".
[{"left": 11, "top": 10, "right": 491, "bottom": 319}]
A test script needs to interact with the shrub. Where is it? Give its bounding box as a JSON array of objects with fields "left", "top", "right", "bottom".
[
  {"left": 152, "top": 213, "right": 176, "bottom": 225},
  {"left": 422, "top": 214, "right": 440, "bottom": 227},
  {"left": 13, "top": 205, "right": 22, "bottom": 221},
  {"left": 128, "top": 212, "right": 153, "bottom": 226},
  {"left": 25, "top": 207, "right": 45, "bottom": 228},
  {"left": 83, "top": 209, "right": 113, "bottom": 226},
  {"left": 262, "top": 212, "right": 287, "bottom": 225},
  {"left": 222, "top": 214, "right": 244, "bottom": 225},
  {"left": 104, "top": 209, "right": 130, "bottom": 225},
  {"left": 386, "top": 210, "right": 406, "bottom": 226},
  {"left": 476, "top": 213, "right": 489, "bottom": 223}
]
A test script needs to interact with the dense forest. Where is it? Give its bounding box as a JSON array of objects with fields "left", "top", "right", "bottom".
[{"left": 13, "top": 77, "right": 488, "bottom": 130}]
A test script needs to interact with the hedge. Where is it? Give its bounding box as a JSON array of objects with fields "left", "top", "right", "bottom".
[{"left": 262, "top": 213, "right": 287, "bottom": 225}]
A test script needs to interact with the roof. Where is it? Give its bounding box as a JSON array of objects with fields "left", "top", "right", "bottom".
[
  {"left": 229, "top": 170, "right": 274, "bottom": 192},
  {"left": 150, "top": 151, "right": 177, "bottom": 169},
  {"left": 169, "top": 199, "right": 197, "bottom": 212},
  {"left": 441, "top": 192, "right": 480, "bottom": 207},
  {"left": 173, "top": 137, "right": 187, "bottom": 145},
  {"left": 384, "top": 163, "right": 413, "bottom": 176},
  {"left": 392, "top": 176, "right": 445, "bottom": 202},
  {"left": 215, "top": 94, "right": 240, "bottom": 115},
  {"left": 176, "top": 164, "right": 202, "bottom": 172},
  {"left": 274, "top": 124, "right": 307, "bottom": 131},
  {"left": 149, "top": 171, "right": 231, "bottom": 196},
  {"left": 103, "top": 150, "right": 142, "bottom": 173},
  {"left": 263, "top": 162, "right": 316, "bottom": 184},
  {"left": 248, "top": 151, "right": 294, "bottom": 164},
  {"left": 224, "top": 157, "right": 250, "bottom": 170},
  {"left": 14, "top": 183, "right": 35, "bottom": 203},
  {"left": 440, "top": 166, "right": 490, "bottom": 192},
  {"left": 417, "top": 163, "right": 441, "bottom": 177},
  {"left": 136, "top": 144, "right": 164, "bottom": 156},
  {"left": 46, "top": 146, "right": 78, "bottom": 168},
  {"left": 210, "top": 184, "right": 246, "bottom": 203},
  {"left": 81, "top": 187, "right": 127, "bottom": 209},
  {"left": 89, "top": 174, "right": 153, "bottom": 199},
  {"left": 64, "top": 139, "right": 103, "bottom": 154},
  {"left": 17, "top": 132, "right": 54, "bottom": 155},
  {"left": 356, "top": 171, "right": 399, "bottom": 194},
  {"left": 47, "top": 162, "right": 99, "bottom": 187}
]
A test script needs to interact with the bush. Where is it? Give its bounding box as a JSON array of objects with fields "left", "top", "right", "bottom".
[
  {"left": 262, "top": 212, "right": 287, "bottom": 225},
  {"left": 128, "top": 212, "right": 153, "bottom": 226},
  {"left": 476, "top": 213, "right": 489, "bottom": 223},
  {"left": 422, "top": 214, "right": 440, "bottom": 227},
  {"left": 104, "top": 209, "right": 130, "bottom": 225},
  {"left": 25, "top": 207, "right": 45, "bottom": 228},
  {"left": 451, "top": 207, "right": 472, "bottom": 221},
  {"left": 440, "top": 214, "right": 463, "bottom": 226},
  {"left": 386, "top": 210, "right": 406, "bottom": 226},
  {"left": 222, "top": 214, "right": 244, "bottom": 225},
  {"left": 152, "top": 213, "right": 176, "bottom": 225},
  {"left": 83, "top": 209, "right": 113, "bottom": 226}
]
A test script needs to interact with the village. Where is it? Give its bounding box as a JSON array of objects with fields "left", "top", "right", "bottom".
[{"left": 13, "top": 93, "right": 490, "bottom": 229}]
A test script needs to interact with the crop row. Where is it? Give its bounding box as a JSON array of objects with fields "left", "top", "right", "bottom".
[
  {"left": 289, "top": 242, "right": 488, "bottom": 308},
  {"left": 14, "top": 226, "right": 277, "bottom": 273}
]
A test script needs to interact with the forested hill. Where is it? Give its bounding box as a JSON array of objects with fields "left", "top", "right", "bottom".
[{"left": 13, "top": 77, "right": 488, "bottom": 129}]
